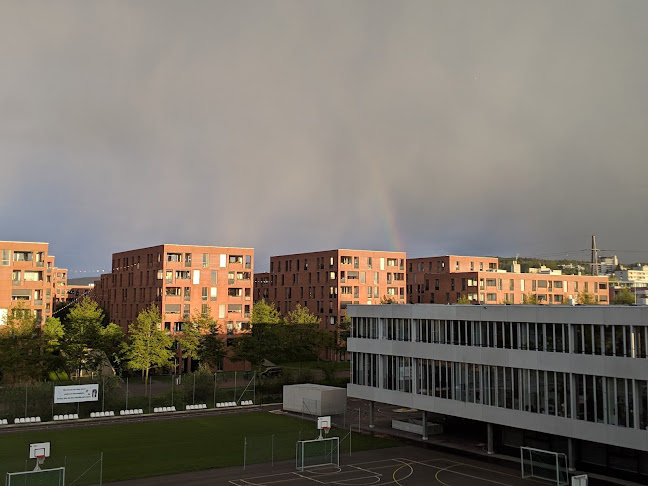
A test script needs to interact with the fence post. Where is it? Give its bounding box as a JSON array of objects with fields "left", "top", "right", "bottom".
[
  {"left": 243, "top": 437, "right": 247, "bottom": 470},
  {"left": 102, "top": 377, "right": 105, "bottom": 412},
  {"left": 193, "top": 373, "right": 196, "bottom": 405},
  {"left": 358, "top": 408, "right": 361, "bottom": 432},
  {"left": 350, "top": 426, "right": 352, "bottom": 456},
  {"left": 272, "top": 434, "right": 275, "bottom": 466},
  {"left": 171, "top": 373, "right": 174, "bottom": 407},
  {"left": 148, "top": 377, "right": 152, "bottom": 413},
  {"left": 100, "top": 451, "right": 103, "bottom": 486},
  {"left": 234, "top": 371, "right": 237, "bottom": 402},
  {"left": 24, "top": 384, "right": 28, "bottom": 418},
  {"left": 213, "top": 373, "right": 217, "bottom": 408},
  {"left": 126, "top": 377, "right": 129, "bottom": 410}
]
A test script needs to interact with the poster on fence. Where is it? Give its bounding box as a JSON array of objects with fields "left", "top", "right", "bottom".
[{"left": 54, "top": 384, "right": 99, "bottom": 404}]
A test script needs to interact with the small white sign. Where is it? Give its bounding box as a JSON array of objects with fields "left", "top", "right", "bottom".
[{"left": 54, "top": 384, "right": 99, "bottom": 404}]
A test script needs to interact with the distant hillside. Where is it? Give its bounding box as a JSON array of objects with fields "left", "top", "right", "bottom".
[{"left": 497, "top": 257, "right": 592, "bottom": 275}]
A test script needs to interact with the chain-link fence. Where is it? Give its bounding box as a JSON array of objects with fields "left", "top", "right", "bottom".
[
  {"left": 1, "top": 453, "right": 103, "bottom": 486},
  {"left": 242, "top": 427, "right": 357, "bottom": 469},
  {"left": 0, "top": 371, "right": 261, "bottom": 423}
]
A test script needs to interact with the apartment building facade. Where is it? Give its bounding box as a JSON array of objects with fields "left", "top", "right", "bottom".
[
  {"left": 0, "top": 241, "right": 59, "bottom": 326},
  {"left": 94, "top": 244, "right": 254, "bottom": 369},
  {"left": 407, "top": 255, "right": 610, "bottom": 305},
  {"left": 258, "top": 250, "right": 407, "bottom": 346},
  {"left": 347, "top": 304, "right": 648, "bottom": 482}
]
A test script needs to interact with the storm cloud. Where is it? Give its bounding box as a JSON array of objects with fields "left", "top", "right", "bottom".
[{"left": 1, "top": 1, "right": 647, "bottom": 275}]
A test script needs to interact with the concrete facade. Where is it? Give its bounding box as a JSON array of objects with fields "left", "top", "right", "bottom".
[
  {"left": 407, "top": 255, "right": 610, "bottom": 305},
  {"left": 347, "top": 304, "right": 648, "bottom": 480}
]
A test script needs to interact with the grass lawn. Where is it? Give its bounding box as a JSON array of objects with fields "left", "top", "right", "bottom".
[{"left": 0, "top": 412, "right": 399, "bottom": 482}]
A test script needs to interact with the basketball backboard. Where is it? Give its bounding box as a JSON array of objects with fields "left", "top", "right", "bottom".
[
  {"left": 29, "top": 442, "right": 51, "bottom": 459},
  {"left": 317, "top": 416, "right": 331, "bottom": 430}
]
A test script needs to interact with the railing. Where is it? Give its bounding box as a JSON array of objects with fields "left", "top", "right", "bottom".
[
  {"left": 35, "top": 262, "right": 44, "bottom": 267},
  {"left": 34, "top": 299, "right": 43, "bottom": 306}
]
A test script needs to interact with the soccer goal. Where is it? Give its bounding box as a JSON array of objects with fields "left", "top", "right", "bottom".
[
  {"left": 6, "top": 467, "right": 65, "bottom": 486},
  {"left": 520, "top": 446, "right": 568, "bottom": 485},
  {"left": 296, "top": 437, "right": 340, "bottom": 471}
]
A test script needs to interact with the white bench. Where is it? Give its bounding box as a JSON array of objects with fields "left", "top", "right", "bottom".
[
  {"left": 53, "top": 414, "right": 79, "bottom": 421},
  {"left": 14, "top": 416, "right": 41, "bottom": 424},
  {"left": 153, "top": 406, "right": 176, "bottom": 413},
  {"left": 119, "top": 409, "right": 144, "bottom": 416},
  {"left": 0, "top": 418, "right": 8, "bottom": 425},
  {"left": 185, "top": 404, "right": 207, "bottom": 410},
  {"left": 90, "top": 411, "right": 114, "bottom": 418}
]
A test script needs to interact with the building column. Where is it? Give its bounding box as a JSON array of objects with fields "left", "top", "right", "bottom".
[
  {"left": 422, "top": 410, "right": 428, "bottom": 441},
  {"left": 487, "top": 423, "right": 494, "bottom": 454},
  {"left": 567, "top": 438, "right": 576, "bottom": 472},
  {"left": 368, "top": 401, "right": 375, "bottom": 429}
]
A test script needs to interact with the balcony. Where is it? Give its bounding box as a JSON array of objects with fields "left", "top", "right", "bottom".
[
  {"left": 12, "top": 280, "right": 21, "bottom": 286},
  {"left": 34, "top": 299, "right": 43, "bottom": 306},
  {"left": 35, "top": 261, "right": 44, "bottom": 267}
]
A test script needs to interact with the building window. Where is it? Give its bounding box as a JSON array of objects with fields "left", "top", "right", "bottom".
[
  {"left": 166, "top": 253, "right": 181, "bottom": 263},
  {"left": 1, "top": 250, "right": 10, "bottom": 266},
  {"left": 202, "top": 253, "right": 209, "bottom": 268}
]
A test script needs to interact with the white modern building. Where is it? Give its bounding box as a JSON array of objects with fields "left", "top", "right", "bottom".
[{"left": 347, "top": 304, "right": 648, "bottom": 482}]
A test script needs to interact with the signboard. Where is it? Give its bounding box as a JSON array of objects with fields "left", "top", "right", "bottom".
[{"left": 54, "top": 384, "right": 99, "bottom": 404}]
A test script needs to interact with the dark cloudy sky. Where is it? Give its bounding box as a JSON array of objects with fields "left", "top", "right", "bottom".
[{"left": 2, "top": 1, "right": 647, "bottom": 276}]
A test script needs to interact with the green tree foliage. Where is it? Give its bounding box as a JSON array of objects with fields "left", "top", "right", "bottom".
[
  {"left": 99, "top": 323, "right": 125, "bottom": 373},
  {"left": 250, "top": 299, "right": 281, "bottom": 324},
  {"left": 60, "top": 297, "right": 106, "bottom": 377},
  {"left": 42, "top": 317, "right": 66, "bottom": 374},
  {"left": 232, "top": 323, "right": 278, "bottom": 368},
  {"left": 457, "top": 296, "right": 471, "bottom": 304},
  {"left": 199, "top": 322, "right": 226, "bottom": 370},
  {"left": 0, "top": 302, "right": 42, "bottom": 382},
  {"left": 577, "top": 291, "right": 597, "bottom": 305},
  {"left": 522, "top": 293, "right": 538, "bottom": 305},
  {"left": 285, "top": 303, "right": 321, "bottom": 324},
  {"left": 123, "top": 304, "right": 173, "bottom": 382},
  {"left": 612, "top": 287, "right": 636, "bottom": 305}
]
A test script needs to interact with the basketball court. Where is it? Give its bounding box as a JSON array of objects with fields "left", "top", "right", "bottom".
[{"left": 227, "top": 447, "right": 552, "bottom": 486}]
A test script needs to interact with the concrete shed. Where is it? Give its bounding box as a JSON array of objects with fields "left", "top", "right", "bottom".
[{"left": 283, "top": 384, "right": 347, "bottom": 416}]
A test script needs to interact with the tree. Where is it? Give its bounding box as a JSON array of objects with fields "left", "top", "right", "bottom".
[
  {"left": 612, "top": 288, "right": 635, "bottom": 305},
  {"left": 577, "top": 291, "right": 597, "bottom": 305},
  {"left": 522, "top": 293, "right": 538, "bottom": 305},
  {"left": 123, "top": 304, "right": 173, "bottom": 383},
  {"left": 457, "top": 296, "right": 471, "bottom": 304},
  {"left": 0, "top": 303, "right": 42, "bottom": 382},
  {"left": 61, "top": 297, "right": 105, "bottom": 377},
  {"left": 380, "top": 295, "right": 397, "bottom": 304},
  {"left": 98, "top": 323, "right": 125, "bottom": 374},
  {"left": 199, "top": 323, "right": 226, "bottom": 370},
  {"left": 42, "top": 317, "right": 66, "bottom": 375},
  {"left": 285, "top": 303, "right": 321, "bottom": 325},
  {"left": 251, "top": 299, "right": 281, "bottom": 324}
]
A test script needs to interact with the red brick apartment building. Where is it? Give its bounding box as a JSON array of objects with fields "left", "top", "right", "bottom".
[
  {"left": 0, "top": 241, "right": 60, "bottom": 326},
  {"left": 256, "top": 249, "right": 407, "bottom": 336},
  {"left": 407, "top": 255, "right": 610, "bottom": 305},
  {"left": 94, "top": 244, "right": 254, "bottom": 369}
]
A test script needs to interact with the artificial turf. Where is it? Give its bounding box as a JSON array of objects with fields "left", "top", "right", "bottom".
[{"left": 0, "top": 412, "right": 399, "bottom": 482}]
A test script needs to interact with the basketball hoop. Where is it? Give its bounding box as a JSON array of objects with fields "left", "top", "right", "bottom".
[{"left": 34, "top": 455, "right": 45, "bottom": 471}]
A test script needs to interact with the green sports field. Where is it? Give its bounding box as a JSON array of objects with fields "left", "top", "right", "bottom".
[{"left": 0, "top": 412, "right": 399, "bottom": 482}]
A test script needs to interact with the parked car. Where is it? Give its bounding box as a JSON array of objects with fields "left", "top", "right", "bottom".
[{"left": 260, "top": 366, "right": 283, "bottom": 378}]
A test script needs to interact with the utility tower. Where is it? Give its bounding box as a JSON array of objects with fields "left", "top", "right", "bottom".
[{"left": 590, "top": 235, "right": 599, "bottom": 276}]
